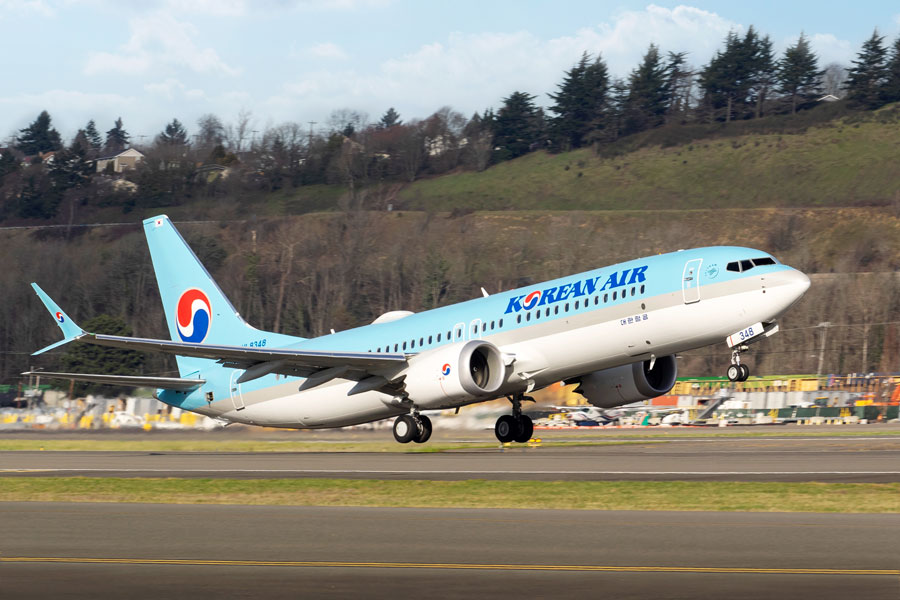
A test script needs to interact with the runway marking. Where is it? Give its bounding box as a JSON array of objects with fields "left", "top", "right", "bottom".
[
  {"left": 1, "top": 557, "right": 898, "bottom": 576},
  {"left": 3, "top": 468, "right": 900, "bottom": 476}
]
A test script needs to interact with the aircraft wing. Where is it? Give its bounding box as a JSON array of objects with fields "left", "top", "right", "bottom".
[
  {"left": 21, "top": 371, "right": 205, "bottom": 391},
  {"left": 81, "top": 333, "right": 408, "bottom": 383}
]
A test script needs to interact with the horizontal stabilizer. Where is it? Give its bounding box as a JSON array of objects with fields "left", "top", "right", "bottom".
[{"left": 22, "top": 371, "right": 206, "bottom": 391}]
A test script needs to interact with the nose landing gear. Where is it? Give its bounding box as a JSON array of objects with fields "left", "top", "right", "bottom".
[
  {"left": 727, "top": 345, "right": 750, "bottom": 382},
  {"left": 494, "top": 394, "right": 534, "bottom": 443}
]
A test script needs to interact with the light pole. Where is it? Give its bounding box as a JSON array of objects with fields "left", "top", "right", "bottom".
[{"left": 816, "top": 322, "right": 831, "bottom": 377}]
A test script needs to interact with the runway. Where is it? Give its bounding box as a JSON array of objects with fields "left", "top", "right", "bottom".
[
  {"left": 3, "top": 433, "right": 900, "bottom": 482},
  {"left": 1, "top": 502, "right": 898, "bottom": 599}
]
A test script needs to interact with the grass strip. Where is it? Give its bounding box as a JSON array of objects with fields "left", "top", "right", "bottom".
[{"left": 1, "top": 478, "right": 898, "bottom": 513}]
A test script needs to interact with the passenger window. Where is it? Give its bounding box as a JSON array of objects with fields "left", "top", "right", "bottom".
[
  {"left": 594, "top": 296, "right": 599, "bottom": 305},
  {"left": 457, "top": 328, "right": 462, "bottom": 338},
  {"left": 613, "top": 291, "right": 617, "bottom": 300},
  {"left": 554, "top": 306, "right": 559, "bottom": 315},
  {"left": 545, "top": 308, "right": 550, "bottom": 317},
  {"left": 499, "top": 319, "right": 503, "bottom": 327},
  {"left": 402, "top": 342, "right": 407, "bottom": 350},
  {"left": 517, "top": 315, "right": 522, "bottom": 323},
  {"left": 490, "top": 321, "right": 495, "bottom": 330},
  {"left": 411, "top": 340, "right": 415, "bottom": 349},
  {"left": 376, "top": 347, "right": 380, "bottom": 353},
  {"left": 535, "top": 310, "right": 541, "bottom": 319},
  {"left": 482, "top": 322, "right": 487, "bottom": 332},
  {"left": 419, "top": 337, "right": 424, "bottom": 346},
  {"left": 640, "top": 284, "right": 645, "bottom": 294},
  {"left": 526, "top": 312, "right": 531, "bottom": 321},
  {"left": 604, "top": 293, "right": 608, "bottom": 303},
  {"left": 437, "top": 333, "right": 442, "bottom": 342},
  {"left": 574, "top": 300, "right": 580, "bottom": 309},
  {"left": 564, "top": 303, "right": 569, "bottom": 311},
  {"left": 631, "top": 287, "right": 635, "bottom": 297},
  {"left": 428, "top": 335, "right": 432, "bottom": 344}
]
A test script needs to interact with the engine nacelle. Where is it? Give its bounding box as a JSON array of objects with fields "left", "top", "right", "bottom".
[
  {"left": 573, "top": 355, "right": 677, "bottom": 409},
  {"left": 400, "top": 340, "right": 506, "bottom": 409}
]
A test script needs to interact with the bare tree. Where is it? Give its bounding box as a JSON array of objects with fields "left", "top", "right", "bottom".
[{"left": 821, "top": 62, "right": 848, "bottom": 98}]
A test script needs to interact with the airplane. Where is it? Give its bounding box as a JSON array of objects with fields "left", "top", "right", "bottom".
[{"left": 26, "top": 215, "right": 810, "bottom": 444}]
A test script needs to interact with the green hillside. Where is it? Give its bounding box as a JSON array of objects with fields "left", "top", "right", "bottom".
[{"left": 397, "top": 107, "right": 900, "bottom": 212}]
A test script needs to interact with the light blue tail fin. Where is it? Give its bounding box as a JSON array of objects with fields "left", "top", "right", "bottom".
[{"left": 143, "top": 215, "right": 302, "bottom": 375}]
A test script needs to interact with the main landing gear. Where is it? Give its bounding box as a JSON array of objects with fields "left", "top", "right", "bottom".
[
  {"left": 392, "top": 412, "right": 432, "bottom": 444},
  {"left": 494, "top": 394, "right": 534, "bottom": 444},
  {"left": 727, "top": 345, "right": 750, "bottom": 382}
]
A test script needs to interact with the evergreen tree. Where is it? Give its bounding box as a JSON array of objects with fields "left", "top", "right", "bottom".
[
  {"left": 700, "top": 31, "right": 750, "bottom": 122},
  {"left": 61, "top": 314, "right": 144, "bottom": 395},
  {"left": 0, "top": 148, "right": 19, "bottom": 183},
  {"left": 665, "top": 51, "right": 692, "bottom": 121},
  {"left": 749, "top": 33, "right": 777, "bottom": 118},
  {"left": 883, "top": 37, "right": 900, "bottom": 104},
  {"left": 15, "top": 110, "right": 62, "bottom": 155},
  {"left": 157, "top": 118, "right": 189, "bottom": 146},
  {"left": 778, "top": 33, "right": 823, "bottom": 114},
  {"left": 548, "top": 52, "right": 610, "bottom": 149},
  {"left": 493, "top": 91, "right": 542, "bottom": 160},
  {"left": 378, "top": 107, "right": 402, "bottom": 129},
  {"left": 50, "top": 132, "right": 93, "bottom": 191},
  {"left": 845, "top": 30, "right": 889, "bottom": 108},
  {"left": 84, "top": 119, "right": 103, "bottom": 153},
  {"left": 621, "top": 44, "right": 672, "bottom": 136},
  {"left": 104, "top": 117, "right": 130, "bottom": 154}
]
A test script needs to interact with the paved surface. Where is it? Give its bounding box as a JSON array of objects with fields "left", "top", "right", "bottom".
[
  {"left": 3, "top": 434, "right": 900, "bottom": 482},
  {"left": 1, "top": 503, "right": 898, "bottom": 599}
]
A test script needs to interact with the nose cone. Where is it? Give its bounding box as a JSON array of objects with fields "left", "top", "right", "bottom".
[{"left": 786, "top": 269, "right": 811, "bottom": 299}]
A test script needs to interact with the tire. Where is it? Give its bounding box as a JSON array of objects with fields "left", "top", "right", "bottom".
[
  {"left": 495, "top": 415, "right": 517, "bottom": 443},
  {"left": 393, "top": 415, "right": 417, "bottom": 444},
  {"left": 727, "top": 364, "right": 741, "bottom": 382},
  {"left": 513, "top": 415, "right": 534, "bottom": 443},
  {"left": 739, "top": 364, "right": 750, "bottom": 382},
  {"left": 414, "top": 415, "right": 433, "bottom": 444}
]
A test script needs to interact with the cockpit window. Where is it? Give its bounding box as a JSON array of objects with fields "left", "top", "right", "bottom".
[{"left": 726, "top": 256, "right": 778, "bottom": 273}]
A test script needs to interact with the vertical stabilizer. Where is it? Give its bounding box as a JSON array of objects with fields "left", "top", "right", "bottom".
[{"left": 142, "top": 215, "right": 301, "bottom": 375}]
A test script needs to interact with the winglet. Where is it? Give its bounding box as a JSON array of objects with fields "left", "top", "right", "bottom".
[{"left": 31, "top": 283, "right": 85, "bottom": 354}]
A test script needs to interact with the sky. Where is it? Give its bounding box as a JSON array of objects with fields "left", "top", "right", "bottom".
[{"left": 2, "top": 0, "right": 899, "bottom": 144}]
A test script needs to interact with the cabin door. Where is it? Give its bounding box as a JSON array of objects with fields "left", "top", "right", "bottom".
[
  {"left": 229, "top": 370, "right": 245, "bottom": 410},
  {"left": 682, "top": 259, "right": 703, "bottom": 304}
]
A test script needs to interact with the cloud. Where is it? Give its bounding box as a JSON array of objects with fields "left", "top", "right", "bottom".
[
  {"left": 0, "top": 89, "right": 135, "bottom": 135},
  {"left": 0, "top": 0, "right": 54, "bottom": 17},
  {"left": 271, "top": 4, "right": 741, "bottom": 122},
  {"left": 307, "top": 42, "right": 349, "bottom": 60},
  {"left": 806, "top": 33, "right": 855, "bottom": 66},
  {"left": 84, "top": 12, "right": 239, "bottom": 76}
]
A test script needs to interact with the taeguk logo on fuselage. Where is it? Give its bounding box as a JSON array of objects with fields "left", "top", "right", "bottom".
[
  {"left": 176, "top": 288, "right": 212, "bottom": 343},
  {"left": 441, "top": 363, "right": 451, "bottom": 376},
  {"left": 504, "top": 265, "right": 649, "bottom": 314}
]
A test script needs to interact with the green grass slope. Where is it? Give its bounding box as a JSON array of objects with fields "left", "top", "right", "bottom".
[{"left": 398, "top": 109, "right": 900, "bottom": 211}]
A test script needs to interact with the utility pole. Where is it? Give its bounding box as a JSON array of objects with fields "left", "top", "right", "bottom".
[{"left": 307, "top": 121, "right": 317, "bottom": 150}]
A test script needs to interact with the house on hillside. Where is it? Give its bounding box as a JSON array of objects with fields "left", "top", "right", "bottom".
[{"left": 96, "top": 148, "right": 144, "bottom": 173}]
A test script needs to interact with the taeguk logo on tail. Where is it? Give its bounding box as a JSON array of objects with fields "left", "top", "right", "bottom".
[
  {"left": 176, "top": 289, "right": 212, "bottom": 343},
  {"left": 55, "top": 311, "right": 65, "bottom": 323},
  {"left": 441, "top": 363, "right": 451, "bottom": 376}
]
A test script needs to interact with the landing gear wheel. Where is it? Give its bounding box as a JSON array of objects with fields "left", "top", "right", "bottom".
[
  {"left": 727, "top": 364, "right": 741, "bottom": 382},
  {"left": 739, "top": 364, "right": 750, "bottom": 382},
  {"left": 413, "top": 415, "right": 432, "bottom": 444},
  {"left": 495, "top": 415, "right": 518, "bottom": 443},
  {"left": 513, "top": 415, "right": 533, "bottom": 443},
  {"left": 393, "top": 415, "right": 417, "bottom": 444}
]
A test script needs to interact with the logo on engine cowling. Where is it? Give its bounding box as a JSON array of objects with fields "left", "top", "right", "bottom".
[{"left": 441, "top": 363, "right": 451, "bottom": 376}]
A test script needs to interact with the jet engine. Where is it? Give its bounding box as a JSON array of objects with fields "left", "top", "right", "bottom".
[
  {"left": 400, "top": 340, "right": 506, "bottom": 409},
  {"left": 572, "top": 355, "right": 677, "bottom": 408}
]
